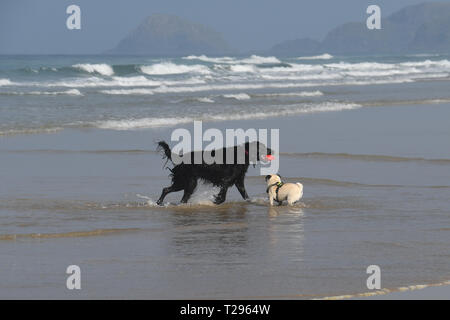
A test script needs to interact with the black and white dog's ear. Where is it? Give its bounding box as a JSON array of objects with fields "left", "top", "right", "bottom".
[{"left": 265, "top": 175, "right": 272, "bottom": 181}]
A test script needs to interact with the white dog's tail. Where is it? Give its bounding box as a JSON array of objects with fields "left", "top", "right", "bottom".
[{"left": 296, "top": 183, "right": 304, "bottom": 198}]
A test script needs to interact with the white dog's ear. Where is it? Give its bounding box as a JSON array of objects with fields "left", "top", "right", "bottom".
[{"left": 265, "top": 175, "right": 272, "bottom": 181}]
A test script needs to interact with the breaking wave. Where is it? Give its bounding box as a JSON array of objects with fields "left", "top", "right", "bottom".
[
  {"left": 239, "top": 55, "right": 281, "bottom": 64},
  {"left": 72, "top": 63, "right": 115, "bottom": 76},
  {"left": 0, "top": 78, "right": 14, "bottom": 86},
  {"left": 229, "top": 64, "right": 257, "bottom": 73}
]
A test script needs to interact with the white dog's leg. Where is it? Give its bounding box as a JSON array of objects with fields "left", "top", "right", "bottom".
[{"left": 269, "top": 195, "right": 274, "bottom": 206}]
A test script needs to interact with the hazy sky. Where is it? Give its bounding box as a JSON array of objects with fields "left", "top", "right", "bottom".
[{"left": 0, "top": 0, "right": 447, "bottom": 54}]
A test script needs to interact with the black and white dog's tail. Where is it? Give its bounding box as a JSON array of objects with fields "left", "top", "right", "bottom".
[{"left": 157, "top": 141, "right": 173, "bottom": 168}]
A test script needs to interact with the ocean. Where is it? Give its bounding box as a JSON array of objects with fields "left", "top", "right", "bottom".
[{"left": 0, "top": 53, "right": 449, "bottom": 298}]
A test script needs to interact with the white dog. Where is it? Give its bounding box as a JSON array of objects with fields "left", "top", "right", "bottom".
[{"left": 265, "top": 174, "right": 303, "bottom": 206}]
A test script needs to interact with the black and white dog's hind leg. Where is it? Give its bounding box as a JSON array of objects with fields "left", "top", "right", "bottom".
[{"left": 214, "top": 186, "right": 229, "bottom": 205}]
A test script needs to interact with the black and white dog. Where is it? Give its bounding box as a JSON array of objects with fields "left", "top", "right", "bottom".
[{"left": 156, "top": 141, "right": 273, "bottom": 205}]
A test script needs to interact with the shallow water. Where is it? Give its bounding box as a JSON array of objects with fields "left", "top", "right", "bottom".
[
  {"left": 0, "top": 109, "right": 449, "bottom": 298},
  {"left": 1, "top": 54, "right": 450, "bottom": 298}
]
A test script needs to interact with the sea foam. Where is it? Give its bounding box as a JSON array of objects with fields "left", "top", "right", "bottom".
[
  {"left": 297, "top": 53, "right": 333, "bottom": 60},
  {"left": 184, "top": 55, "right": 280, "bottom": 65},
  {"left": 183, "top": 55, "right": 236, "bottom": 64},
  {"left": 239, "top": 55, "right": 281, "bottom": 64},
  {"left": 222, "top": 93, "right": 251, "bottom": 100},
  {"left": 140, "top": 62, "right": 211, "bottom": 75},
  {"left": 259, "top": 90, "right": 323, "bottom": 97},
  {"left": 93, "top": 102, "right": 360, "bottom": 130},
  {"left": 229, "top": 64, "right": 258, "bottom": 73},
  {"left": 95, "top": 117, "right": 193, "bottom": 130},
  {"left": 0, "top": 78, "right": 14, "bottom": 86},
  {"left": 29, "top": 89, "right": 83, "bottom": 96}
]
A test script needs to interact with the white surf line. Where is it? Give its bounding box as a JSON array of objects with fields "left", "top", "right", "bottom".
[
  {"left": 234, "top": 279, "right": 450, "bottom": 300},
  {"left": 316, "top": 280, "right": 450, "bottom": 300},
  {"left": 93, "top": 102, "right": 361, "bottom": 130},
  {"left": 0, "top": 127, "right": 64, "bottom": 136},
  {"left": 99, "top": 79, "right": 415, "bottom": 96}
]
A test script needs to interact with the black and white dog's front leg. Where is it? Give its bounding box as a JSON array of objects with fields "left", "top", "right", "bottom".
[
  {"left": 235, "top": 177, "right": 249, "bottom": 200},
  {"left": 157, "top": 185, "right": 181, "bottom": 206}
]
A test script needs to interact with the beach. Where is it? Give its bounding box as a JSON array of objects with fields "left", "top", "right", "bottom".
[{"left": 1, "top": 54, "right": 450, "bottom": 299}]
